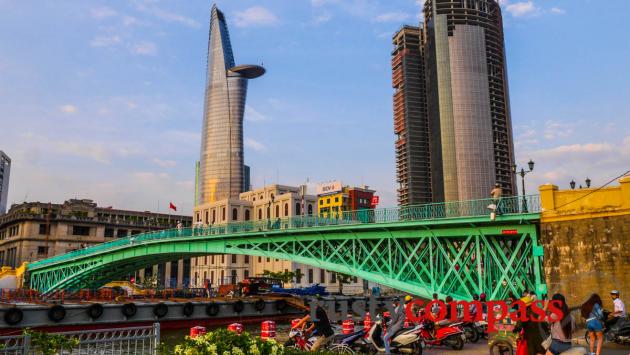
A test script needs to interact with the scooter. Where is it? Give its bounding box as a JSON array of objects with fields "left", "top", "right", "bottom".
[
  {"left": 417, "top": 316, "right": 466, "bottom": 350},
  {"left": 366, "top": 318, "right": 424, "bottom": 354},
  {"left": 585, "top": 314, "right": 630, "bottom": 345}
]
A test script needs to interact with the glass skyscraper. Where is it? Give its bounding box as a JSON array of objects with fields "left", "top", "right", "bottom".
[
  {"left": 392, "top": 0, "right": 516, "bottom": 203},
  {"left": 198, "top": 5, "right": 264, "bottom": 205}
]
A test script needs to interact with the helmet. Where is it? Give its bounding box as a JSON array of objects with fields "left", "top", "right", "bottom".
[
  {"left": 611, "top": 290, "right": 620, "bottom": 295},
  {"left": 480, "top": 293, "right": 487, "bottom": 301},
  {"left": 405, "top": 295, "right": 413, "bottom": 302},
  {"left": 472, "top": 294, "right": 479, "bottom": 301}
]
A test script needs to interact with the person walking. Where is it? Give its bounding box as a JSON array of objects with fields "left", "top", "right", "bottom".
[
  {"left": 513, "top": 296, "right": 547, "bottom": 355},
  {"left": 490, "top": 183, "right": 503, "bottom": 215},
  {"left": 384, "top": 297, "right": 407, "bottom": 355},
  {"left": 545, "top": 293, "right": 575, "bottom": 355},
  {"left": 581, "top": 293, "right": 604, "bottom": 355}
]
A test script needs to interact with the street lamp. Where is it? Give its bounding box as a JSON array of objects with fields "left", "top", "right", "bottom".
[
  {"left": 570, "top": 180, "right": 576, "bottom": 190},
  {"left": 586, "top": 177, "right": 591, "bottom": 188},
  {"left": 512, "top": 159, "right": 534, "bottom": 213}
]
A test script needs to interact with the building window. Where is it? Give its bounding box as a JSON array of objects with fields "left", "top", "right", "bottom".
[
  {"left": 232, "top": 208, "right": 238, "bottom": 221},
  {"left": 231, "top": 270, "right": 237, "bottom": 283},
  {"left": 258, "top": 256, "right": 262, "bottom": 263},
  {"left": 231, "top": 254, "right": 237, "bottom": 263},
  {"left": 117, "top": 229, "right": 128, "bottom": 238},
  {"left": 308, "top": 204, "right": 313, "bottom": 216},
  {"left": 320, "top": 269, "right": 325, "bottom": 283},
  {"left": 38, "top": 224, "right": 49, "bottom": 235},
  {"left": 244, "top": 255, "right": 249, "bottom": 264},
  {"left": 72, "top": 226, "right": 90, "bottom": 236},
  {"left": 284, "top": 203, "right": 288, "bottom": 216},
  {"left": 326, "top": 198, "right": 330, "bottom": 204},
  {"left": 244, "top": 270, "right": 249, "bottom": 278},
  {"left": 334, "top": 197, "right": 339, "bottom": 203},
  {"left": 212, "top": 210, "right": 216, "bottom": 224},
  {"left": 104, "top": 228, "right": 114, "bottom": 238},
  {"left": 204, "top": 256, "right": 208, "bottom": 265},
  {"left": 266, "top": 257, "right": 270, "bottom": 262},
  {"left": 267, "top": 207, "right": 270, "bottom": 219},
  {"left": 296, "top": 203, "right": 301, "bottom": 215},
  {"left": 221, "top": 270, "right": 225, "bottom": 284},
  {"left": 330, "top": 272, "right": 337, "bottom": 284},
  {"left": 308, "top": 269, "right": 314, "bottom": 283},
  {"left": 37, "top": 246, "right": 48, "bottom": 256},
  {"left": 205, "top": 211, "right": 209, "bottom": 224},
  {"left": 204, "top": 271, "right": 207, "bottom": 280},
  {"left": 222, "top": 208, "right": 226, "bottom": 221},
  {"left": 211, "top": 255, "right": 215, "bottom": 264},
  {"left": 221, "top": 254, "right": 225, "bottom": 263},
  {"left": 211, "top": 271, "right": 215, "bottom": 284},
  {"left": 245, "top": 209, "right": 250, "bottom": 221},
  {"left": 319, "top": 200, "right": 323, "bottom": 205},
  {"left": 258, "top": 209, "right": 262, "bottom": 220},
  {"left": 196, "top": 212, "right": 201, "bottom": 222},
  {"left": 275, "top": 205, "right": 280, "bottom": 218}
]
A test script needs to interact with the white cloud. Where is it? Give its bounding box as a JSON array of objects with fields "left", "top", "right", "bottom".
[
  {"left": 542, "top": 120, "right": 574, "bottom": 140},
  {"left": 90, "top": 35, "right": 122, "bottom": 48},
  {"left": 313, "top": 13, "right": 333, "bottom": 24},
  {"left": 135, "top": 4, "right": 200, "bottom": 28},
  {"left": 152, "top": 158, "right": 177, "bottom": 168},
  {"left": 59, "top": 105, "right": 78, "bottom": 114},
  {"left": 90, "top": 6, "right": 117, "bottom": 19},
  {"left": 311, "top": 0, "right": 341, "bottom": 7},
  {"left": 245, "top": 105, "right": 270, "bottom": 122},
  {"left": 550, "top": 7, "right": 566, "bottom": 15},
  {"left": 374, "top": 12, "right": 411, "bottom": 23},
  {"left": 132, "top": 41, "right": 157, "bottom": 56},
  {"left": 245, "top": 138, "right": 267, "bottom": 152},
  {"left": 504, "top": 1, "right": 539, "bottom": 17},
  {"left": 234, "top": 6, "right": 279, "bottom": 28}
]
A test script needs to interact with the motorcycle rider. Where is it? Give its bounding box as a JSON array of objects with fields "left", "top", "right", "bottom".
[
  {"left": 384, "top": 296, "right": 408, "bottom": 355},
  {"left": 309, "top": 297, "right": 335, "bottom": 351},
  {"left": 608, "top": 290, "right": 627, "bottom": 329}
]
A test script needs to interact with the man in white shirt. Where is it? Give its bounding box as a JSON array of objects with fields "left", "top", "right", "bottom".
[{"left": 607, "top": 290, "right": 627, "bottom": 329}]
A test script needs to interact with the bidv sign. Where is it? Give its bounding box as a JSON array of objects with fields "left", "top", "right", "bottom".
[{"left": 317, "top": 181, "right": 343, "bottom": 195}]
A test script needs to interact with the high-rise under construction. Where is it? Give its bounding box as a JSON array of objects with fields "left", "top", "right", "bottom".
[{"left": 392, "top": 0, "right": 516, "bottom": 204}]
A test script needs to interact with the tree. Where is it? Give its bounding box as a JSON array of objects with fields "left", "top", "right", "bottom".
[
  {"left": 262, "top": 270, "right": 295, "bottom": 284},
  {"left": 332, "top": 272, "right": 353, "bottom": 295}
]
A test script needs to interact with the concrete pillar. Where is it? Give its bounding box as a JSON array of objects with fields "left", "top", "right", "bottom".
[{"left": 539, "top": 184, "right": 558, "bottom": 211}]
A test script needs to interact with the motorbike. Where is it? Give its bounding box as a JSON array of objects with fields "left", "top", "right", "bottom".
[
  {"left": 460, "top": 321, "right": 480, "bottom": 343},
  {"left": 585, "top": 315, "right": 630, "bottom": 345},
  {"left": 366, "top": 318, "right": 425, "bottom": 354},
  {"left": 417, "top": 317, "right": 466, "bottom": 350},
  {"left": 286, "top": 327, "right": 363, "bottom": 354}
]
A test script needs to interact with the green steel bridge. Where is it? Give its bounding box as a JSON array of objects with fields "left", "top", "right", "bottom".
[{"left": 27, "top": 195, "right": 546, "bottom": 300}]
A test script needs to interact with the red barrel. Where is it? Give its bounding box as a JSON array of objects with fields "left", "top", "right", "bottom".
[
  {"left": 291, "top": 318, "right": 302, "bottom": 329},
  {"left": 227, "top": 323, "right": 243, "bottom": 335},
  {"left": 363, "top": 312, "right": 373, "bottom": 338},
  {"left": 190, "top": 326, "right": 206, "bottom": 338},
  {"left": 260, "top": 320, "right": 276, "bottom": 340},
  {"left": 342, "top": 316, "right": 355, "bottom": 334}
]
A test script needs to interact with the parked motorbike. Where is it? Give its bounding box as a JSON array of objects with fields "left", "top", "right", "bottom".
[
  {"left": 460, "top": 321, "right": 480, "bottom": 343},
  {"left": 417, "top": 317, "right": 465, "bottom": 350},
  {"left": 286, "top": 327, "right": 363, "bottom": 354},
  {"left": 366, "top": 318, "right": 424, "bottom": 354}
]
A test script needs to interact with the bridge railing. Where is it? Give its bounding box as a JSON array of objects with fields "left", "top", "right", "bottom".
[{"left": 29, "top": 195, "right": 540, "bottom": 269}]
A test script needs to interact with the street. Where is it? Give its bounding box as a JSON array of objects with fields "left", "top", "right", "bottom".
[{"left": 421, "top": 340, "right": 630, "bottom": 355}]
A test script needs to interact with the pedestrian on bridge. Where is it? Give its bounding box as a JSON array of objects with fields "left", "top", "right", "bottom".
[{"left": 490, "top": 183, "right": 503, "bottom": 215}]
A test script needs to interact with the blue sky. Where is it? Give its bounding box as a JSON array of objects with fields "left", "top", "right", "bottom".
[{"left": 1, "top": 0, "right": 628, "bottom": 213}]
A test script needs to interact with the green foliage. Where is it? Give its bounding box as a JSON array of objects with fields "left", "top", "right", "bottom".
[
  {"left": 174, "top": 328, "right": 283, "bottom": 355},
  {"left": 23, "top": 328, "right": 79, "bottom": 355},
  {"left": 262, "top": 270, "right": 295, "bottom": 284}
]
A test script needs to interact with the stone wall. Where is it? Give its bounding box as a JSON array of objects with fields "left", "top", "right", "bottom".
[{"left": 541, "top": 214, "right": 630, "bottom": 309}]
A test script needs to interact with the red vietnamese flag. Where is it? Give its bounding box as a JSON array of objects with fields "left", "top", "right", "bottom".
[{"left": 169, "top": 202, "right": 177, "bottom": 211}]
